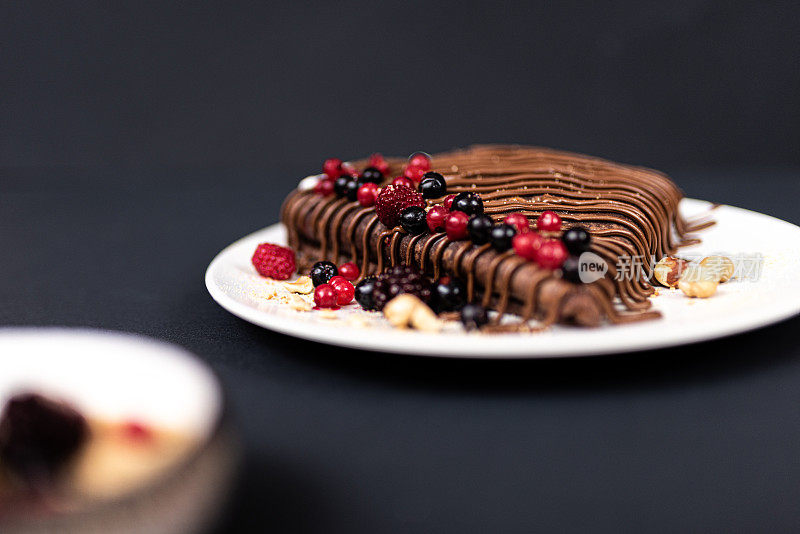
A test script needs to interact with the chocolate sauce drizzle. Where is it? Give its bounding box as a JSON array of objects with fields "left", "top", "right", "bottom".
[{"left": 282, "top": 145, "right": 705, "bottom": 327}]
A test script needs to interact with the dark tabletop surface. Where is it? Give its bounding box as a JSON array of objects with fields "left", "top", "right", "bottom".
[{"left": 1, "top": 166, "right": 799, "bottom": 533}]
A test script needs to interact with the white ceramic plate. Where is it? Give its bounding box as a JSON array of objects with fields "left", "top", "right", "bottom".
[
  {"left": 0, "top": 328, "right": 222, "bottom": 437},
  {"left": 205, "top": 199, "right": 800, "bottom": 358}
]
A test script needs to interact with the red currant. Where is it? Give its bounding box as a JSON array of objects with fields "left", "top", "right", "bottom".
[
  {"left": 323, "top": 158, "right": 343, "bottom": 179},
  {"left": 408, "top": 152, "right": 431, "bottom": 171},
  {"left": 328, "top": 276, "right": 355, "bottom": 305},
  {"left": 536, "top": 239, "right": 568, "bottom": 269},
  {"left": 314, "top": 178, "right": 335, "bottom": 196},
  {"left": 403, "top": 165, "right": 426, "bottom": 184},
  {"left": 512, "top": 232, "right": 543, "bottom": 261},
  {"left": 504, "top": 213, "right": 530, "bottom": 234},
  {"left": 445, "top": 211, "right": 470, "bottom": 240},
  {"left": 357, "top": 182, "right": 380, "bottom": 207},
  {"left": 426, "top": 205, "right": 449, "bottom": 233},
  {"left": 341, "top": 162, "right": 358, "bottom": 178},
  {"left": 392, "top": 176, "right": 414, "bottom": 189},
  {"left": 313, "top": 284, "right": 338, "bottom": 308},
  {"left": 537, "top": 211, "right": 562, "bottom": 232},
  {"left": 443, "top": 194, "right": 456, "bottom": 211},
  {"left": 369, "top": 153, "right": 390, "bottom": 175},
  {"left": 338, "top": 262, "right": 360, "bottom": 281}
]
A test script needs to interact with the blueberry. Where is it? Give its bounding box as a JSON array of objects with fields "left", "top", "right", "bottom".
[
  {"left": 343, "top": 178, "right": 359, "bottom": 201},
  {"left": 359, "top": 167, "right": 383, "bottom": 185},
  {"left": 400, "top": 206, "right": 428, "bottom": 234},
  {"left": 562, "top": 226, "right": 591, "bottom": 256},
  {"left": 310, "top": 261, "right": 338, "bottom": 286},
  {"left": 467, "top": 214, "right": 494, "bottom": 244},
  {"left": 355, "top": 276, "right": 379, "bottom": 310},
  {"left": 489, "top": 223, "right": 516, "bottom": 252},
  {"left": 334, "top": 176, "right": 353, "bottom": 197},
  {"left": 451, "top": 192, "right": 484, "bottom": 216},
  {"left": 561, "top": 256, "right": 582, "bottom": 283},
  {"left": 431, "top": 276, "right": 466, "bottom": 313},
  {"left": 419, "top": 175, "right": 446, "bottom": 199},
  {"left": 460, "top": 303, "right": 489, "bottom": 330}
]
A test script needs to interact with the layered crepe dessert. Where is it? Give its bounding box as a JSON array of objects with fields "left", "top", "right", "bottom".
[{"left": 281, "top": 145, "right": 710, "bottom": 327}]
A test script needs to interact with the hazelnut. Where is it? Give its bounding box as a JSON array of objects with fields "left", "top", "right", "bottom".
[
  {"left": 699, "top": 256, "right": 735, "bottom": 283},
  {"left": 653, "top": 256, "right": 689, "bottom": 288},
  {"left": 383, "top": 294, "right": 420, "bottom": 328},
  {"left": 282, "top": 276, "right": 314, "bottom": 294},
  {"left": 678, "top": 278, "right": 719, "bottom": 298},
  {"left": 409, "top": 303, "right": 443, "bottom": 333}
]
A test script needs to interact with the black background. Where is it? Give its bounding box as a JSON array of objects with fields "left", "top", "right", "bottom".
[{"left": 2, "top": 2, "right": 800, "bottom": 533}]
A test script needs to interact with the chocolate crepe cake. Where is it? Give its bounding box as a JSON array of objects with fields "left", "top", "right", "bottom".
[{"left": 281, "top": 145, "right": 710, "bottom": 327}]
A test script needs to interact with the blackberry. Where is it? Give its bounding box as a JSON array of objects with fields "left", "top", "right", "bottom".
[{"left": 371, "top": 265, "right": 432, "bottom": 311}]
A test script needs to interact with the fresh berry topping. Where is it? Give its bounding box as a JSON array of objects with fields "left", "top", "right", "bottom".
[
  {"left": 329, "top": 276, "right": 355, "bottom": 306},
  {"left": 443, "top": 194, "right": 456, "bottom": 211},
  {"left": 423, "top": 171, "right": 446, "bottom": 188},
  {"left": 451, "top": 192, "right": 484, "bottom": 216},
  {"left": 357, "top": 182, "right": 380, "bottom": 207},
  {"left": 0, "top": 393, "right": 88, "bottom": 480},
  {"left": 426, "top": 205, "right": 449, "bottom": 233},
  {"left": 403, "top": 165, "right": 426, "bottom": 184},
  {"left": 313, "top": 284, "right": 338, "bottom": 309},
  {"left": 355, "top": 276, "right": 379, "bottom": 310},
  {"left": 431, "top": 276, "right": 466, "bottom": 313},
  {"left": 341, "top": 162, "right": 358, "bottom": 177},
  {"left": 489, "top": 223, "right": 517, "bottom": 252},
  {"left": 252, "top": 243, "right": 297, "bottom": 280},
  {"left": 368, "top": 153, "right": 390, "bottom": 175},
  {"left": 460, "top": 303, "right": 489, "bottom": 330},
  {"left": 512, "top": 232, "right": 544, "bottom": 261},
  {"left": 400, "top": 206, "right": 428, "bottom": 235},
  {"left": 407, "top": 152, "right": 431, "bottom": 171},
  {"left": 371, "top": 265, "right": 432, "bottom": 311},
  {"left": 537, "top": 211, "right": 562, "bottom": 232},
  {"left": 323, "top": 157, "right": 343, "bottom": 179},
  {"left": 445, "top": 211, "right": 470, "bottom": 240},
  {"left": 391, "top": 176, "right": 414, "bottom": 188},
  {"left": 375, "top": 184, "right": 426, "bottom": 227},
  {"left": 359, "top": 166, "right": 383, "bottom": 185},
  {"left": 536, "top": 239, "right": 569, "bottom": 269},
  {"left": 503, "top": 213, "right": 530, "bottom": 234},
  {"left": 334, "top": 175, "right": 351, "bottom": 197},
  {"left": 338, "top": 262, "right": 360, "bottom": 281},
  {"left": 314, "top": 177, "right": 335, "bottom": 196},
  {"left": 561, "top": 256, "right": 582, "bottom": 283},
  {"left": 467, "top": 214, "right": 494, "bottom": 244},
  {"left": 310, "top": 260, "right": 338, "bottom": 286},
  {"left": 419, "top": 174, "right": 447, "bottom": 199},
  {"left": 562, "top": 226, "right": 592, "bottom": 255}
]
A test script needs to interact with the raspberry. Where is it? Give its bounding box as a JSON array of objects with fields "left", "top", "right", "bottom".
[
  {"left": 251, "top": 242, "right": 296, "bottom": 280},
  {"left": 375, "top": 184, "right": 425, "bottom": 228}
]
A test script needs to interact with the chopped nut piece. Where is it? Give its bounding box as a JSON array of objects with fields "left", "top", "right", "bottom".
[
  {"left": 699, "top": 256, "right": 735, "bottom": 282},
  {"left": 383, "top": 294, "right": 420, "bottom": 328},
  {"left": 678, "top": 278, "right": 719, "bottom": 298},
  {"left": 282, "top": 276, "right": 314, "bottom": 294},
  {"left": 409, "top": 304, "right": 443, "bottom": 333},
  {"left": 653, "top": 256, "right": 689, "bottom": 288},
  {"left": 287, "top": 294, "right": 312, "bottom": 311}
]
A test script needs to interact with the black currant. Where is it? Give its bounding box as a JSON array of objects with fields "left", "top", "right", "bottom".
[
  {"left": 431, "top": 276, "right": 466, "bottom": 313},
  {"left": 561, "top": 256, "right": 582, "bottom": 283},
  {"left": 355, "top": 276, "right": 379, "bottom": 310},
  {"left": 451, "top": 192, "right": 484, "bottom": 216},
  {"left": 359, "top": 167, "right": 383, "bottom": 185},
  {"left": 562, "top": 226, "right": 591, "bottom": 256},
  {"left": 467, "top": 214, "right": 494, "bottom": 244},
  {"left": 343, "top": 178, "right": 359, "bottom": 201},
  {"left": 489, "top": 223, "right": 516, "bottom": 252},
  {"left": 419, "top": 175, "right": 446, "bottom": 199},
  {"left": 400, "top": 206, "right": 428, "bottom": 235},
  {"left": 334, "top": 176, "right": 353, "bottom": 197},
  {"left": 460, "top": 303, "right": 489, "bottom": 330},
  {"left": 310, "top": 261, "right": 338, "bottom": 286}
]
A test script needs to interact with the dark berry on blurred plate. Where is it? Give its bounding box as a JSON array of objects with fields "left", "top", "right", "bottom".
[
  {"left": 431, "top": 276, "right": 466, "bottom": 313},
  {"left": 460, "top": 303, "right": 489, "bottom": 330},
  {"left": 355, "top": 276, "right": 379, "bottom": 310},
  {"left": 310, "top": 261, "right": 338, "bottom": 286}
]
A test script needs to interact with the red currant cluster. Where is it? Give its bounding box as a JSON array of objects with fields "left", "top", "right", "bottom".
[{"left": 310, "top": 260, "right": 360, "bottom": 309}]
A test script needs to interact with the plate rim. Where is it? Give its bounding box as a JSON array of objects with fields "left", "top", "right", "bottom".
[{"left": 205, "top": 199, "right": 800, "bottom": 359}]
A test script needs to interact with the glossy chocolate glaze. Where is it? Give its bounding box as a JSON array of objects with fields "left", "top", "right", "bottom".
[{"left": 281, "top": 145, "right": 705, "bottom": 326}]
